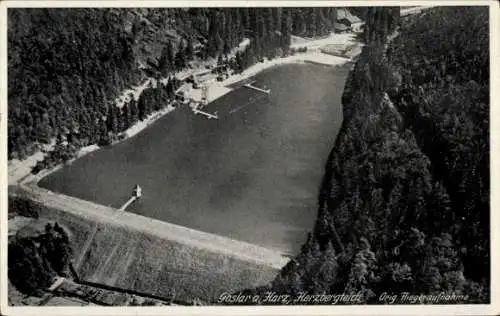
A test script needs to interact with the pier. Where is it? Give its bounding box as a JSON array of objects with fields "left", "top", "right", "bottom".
[
  {"left": 193, "top": 109, "right": 218, "bottom": 119},
  {"left": 192, "top": 103, "right": 219, "bottom": 119},
  {"left": 119, "top": 196, "right": 138, "bottom": 211},
  {"left": 243, "top": 81, "right": 271, "bottom": 95}
]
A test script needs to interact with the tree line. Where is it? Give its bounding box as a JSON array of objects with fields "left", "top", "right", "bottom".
[
  {"left": 8, "top": 7, "right": 340, "bottom": 163},
  {"left": 243, "top": 6, "right": 489, "bottom": 304}
]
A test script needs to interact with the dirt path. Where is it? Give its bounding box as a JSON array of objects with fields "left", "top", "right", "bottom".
[{"left": 401, "top": 5, "right": 436, "bottom": 17}]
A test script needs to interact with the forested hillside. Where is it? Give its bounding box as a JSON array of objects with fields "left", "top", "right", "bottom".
[
  {"left": 8, "top": 6, "right": 490, "bottom": 305},
  {"left": 8, "top": 7, "right": 337, "bottom": 162},
  {"left": 263, "top": 7, "right": 489, "bottom": 303},
  {"left": 9, "top": 222, "right": 72, "bottom": 295}
]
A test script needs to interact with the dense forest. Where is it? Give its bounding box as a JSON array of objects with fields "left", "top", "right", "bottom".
[
  {"left": 8, "top": 7, "right": 338, "bottom": 168},
  {"left": 255, "top": 6, "right": 489, "bottom": 303},
  {"left": 8, "top": 222, "right": 72, "bottom": 295},
  {"left": 8, "top": 6, "right": 490, "bottom": 304}
]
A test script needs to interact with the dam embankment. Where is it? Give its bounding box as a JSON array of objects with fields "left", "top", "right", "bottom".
[{"left": 9, "top": 184, "right": 288, "bottom": 302}]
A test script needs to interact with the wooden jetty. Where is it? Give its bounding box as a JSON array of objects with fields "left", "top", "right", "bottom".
[
  {"left": 243, "top": 81, "right": 271, "bottom": 94},
  {"left": 192, "top": 103, "right": 219, "bottom": 119}
]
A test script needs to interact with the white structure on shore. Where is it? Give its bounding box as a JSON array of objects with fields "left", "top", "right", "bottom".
[{"left": 201, "top": 84, "right": 209, "bottom": 105}]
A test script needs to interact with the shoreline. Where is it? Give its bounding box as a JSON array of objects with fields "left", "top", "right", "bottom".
[
  {"left": 14, "top": 104, "right": 178, "bottom": 186},
  {"left": 8, "top": 32, "right": 363, "bottom": 186}
]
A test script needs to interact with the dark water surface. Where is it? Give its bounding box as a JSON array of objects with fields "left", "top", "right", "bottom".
[{"left": 39, "top": 63, "right": 349, "bottom": 254}]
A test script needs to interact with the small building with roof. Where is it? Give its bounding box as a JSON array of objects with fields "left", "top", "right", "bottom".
[{"left": 337, "top": 8, "right": 362, "bottom": 27}]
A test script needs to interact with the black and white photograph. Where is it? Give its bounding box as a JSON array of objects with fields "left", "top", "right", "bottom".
[{"left": 1, "top": 1, "right": 498, "bottom": 314}]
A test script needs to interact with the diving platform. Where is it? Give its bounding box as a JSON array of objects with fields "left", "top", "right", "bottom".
[
  {"left": 119, "top": 185, "right": 142, "bottom": 212},
  {"left": 243, "top": 81, "right": 271, "bottom": 95}
]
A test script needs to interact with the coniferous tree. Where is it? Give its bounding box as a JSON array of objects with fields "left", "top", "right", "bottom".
[
  {"left": 174, "top": 40, "right": 186, "bottom": 70},
  {"left": 129, "top": 98, "right": 138, "bottom": 123},
  {"left": 185, "top": 37, "right": 194, "bottom": 61},
  {"left": 121, "top": 104, "right": 130, "bottom": 130},
  {"left": 280, "top": 8, "right": 293, "bottom": 49},
  {"left": 158, "top": 42, "right": 174, "bottom": 76}
]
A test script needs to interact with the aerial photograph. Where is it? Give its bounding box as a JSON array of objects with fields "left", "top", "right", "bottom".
[{"left": 3, "top": 2, "right": 493, "bottom": 312}]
